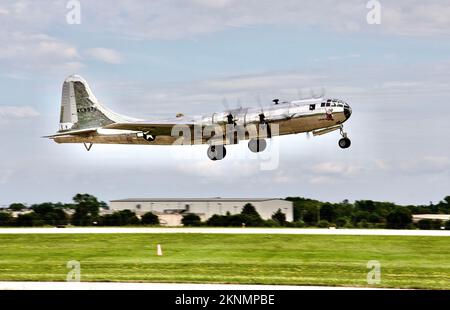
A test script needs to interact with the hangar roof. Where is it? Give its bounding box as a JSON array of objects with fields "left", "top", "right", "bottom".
[{"left": 110, "top": 198, "right": 286, "bottom": 203}]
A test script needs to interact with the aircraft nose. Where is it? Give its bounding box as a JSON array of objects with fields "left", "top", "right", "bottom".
[{"left": 344, "top": 105, "right": 352, "bottom": 119}]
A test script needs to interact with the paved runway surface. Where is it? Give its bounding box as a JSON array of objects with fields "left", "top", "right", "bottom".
[
  {"left": 0, "top": 282, "right": 392, "bottom": 290},
  {"left": 0, "top": 227, "right": 449, "bottom": 236}
]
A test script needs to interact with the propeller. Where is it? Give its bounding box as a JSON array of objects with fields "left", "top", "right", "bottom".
[
  {"left": 221, "top": 97, "right": 244, "bottom": 125},
  {"left": 297, "top": 88, "right": 306, "bottom": 100},
  {"left": 255, "top": 94, "right": 266, "bottom": 121},
  {"left": 310, "top": 87, "right": 326, "bottom": 99},
  {"left": 222, "top": 98, "right": 230, "bottom": 112}
]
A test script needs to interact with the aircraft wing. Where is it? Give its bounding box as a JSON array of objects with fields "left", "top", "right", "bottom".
[{"left": 103, "top": 118, "right": 201, "bottom": 136}]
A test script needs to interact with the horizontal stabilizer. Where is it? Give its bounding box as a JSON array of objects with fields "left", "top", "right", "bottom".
[{"left": 43, "top": 128, "right": 97, "bottom": 139}]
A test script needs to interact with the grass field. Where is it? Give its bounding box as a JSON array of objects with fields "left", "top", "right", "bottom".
[{"left": 0, "top": 234, "right": 449, "bottom": 289}]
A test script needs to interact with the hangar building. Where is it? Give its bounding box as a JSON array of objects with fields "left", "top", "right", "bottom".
[{"left": 109, "top": 198, "right": 293, "bottom": 226}]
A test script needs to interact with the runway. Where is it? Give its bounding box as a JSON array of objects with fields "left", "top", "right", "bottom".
[
  {"left": 0, "top": 281, "right": 394, "bottom": 290},
  {"left": 0, "top": 227, "right": 449, "bottom": 236}
]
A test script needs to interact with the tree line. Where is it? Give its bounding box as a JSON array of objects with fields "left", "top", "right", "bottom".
[
  {"left": 286, "top": 196, "right": 450, "bottom": 229},
  {"left": 1, "top": 194, "right": 449, "bottom": 229},
  {"left": 0, "top": 194, "right": 159, "bottom": 227}
]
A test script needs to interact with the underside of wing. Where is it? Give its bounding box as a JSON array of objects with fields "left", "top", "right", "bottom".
[
  {"left": 103, "top": 121, "right": 198, "bottom": 136},
  {"left": 43, "top": 128, "right": 98, "bottom": 138}
]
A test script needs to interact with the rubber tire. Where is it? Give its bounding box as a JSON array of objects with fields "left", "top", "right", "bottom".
[
  {"left": 338, "top": 138, "right": 351, "bottom": 149},
  {"left": 248, "top": 139, "right": 267, "bottom": 153},
  {"left": 207, "top": 145, "right": 226, "bottom": 160}
]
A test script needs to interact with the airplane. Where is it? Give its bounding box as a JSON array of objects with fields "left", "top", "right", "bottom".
[{"left": 45, "top": 75, "right": 352, "bottom": 160}]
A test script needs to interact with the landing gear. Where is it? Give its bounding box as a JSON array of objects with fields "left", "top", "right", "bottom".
[
  {"left": 83, "top": 142, "right": 93, "bottom": 151},
  {"left": 248, "top": 139, "right": 267, "bottom": 153},
  {"left": 338, "top": 125, "right": 351, "bottom": 149},
  {"left": 338, "top": 137, "right": 351, "bottom": 149},
  {"left": 207, "top": 145, "right": 226, "bottom": 161},
  {"left": 143, "top": 132, "right": 156, "bottom": 142}
]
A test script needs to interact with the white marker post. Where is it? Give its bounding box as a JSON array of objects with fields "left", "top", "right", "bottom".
[{"left": 157, "top": 244, "right": 163, "bottom": 256}]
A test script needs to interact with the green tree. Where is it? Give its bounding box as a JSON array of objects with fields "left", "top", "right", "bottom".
[
  {"left": 241, "top": 204, "right": 259, "bottom": 217},
  {"left": 317, "top": 220, "right": 330, "bottom": 228},
  {"left": 71, "top": 194, "right": 103, "bottom": 226},
  {"left": 31, "top": 203, "right": 68, "bottom": 226},
  {"left": 417, "top": 219, "right": 434, "bottom": 230},
  {"left": 15, "top": 213, "right": 42, "bottom": 227},
  {"left": 335, "top": 217, "right": 351, "bottom": 228},
  {"left": 239, "top": 203, "right": 264, "bottom": 226},
  {"left": 9, "top": 203, "right": 26, "bottom": 211},
  {"left": 141, "top": 212, "right": 159, "bottom": 225},
  {"left": 271, "top": 209, "right": 286, "bottom": 226},
  {"left": 286, "top": 197, "right": 322, "bottom": 223},
  {"left": 0, "top": 212, "right": 13, "bottom": 226},
  {"left": 445, "top": 220, "right": 450, "bottom": 230},
  {"left": 320, "top": 203, "right": 338, "bottom": 222},
  {"left": 207, "top": 214, "right": 229, "bottom": 226},
  {"left": 99, "top": 210, "right": 140, "bottom": 226},
  {"left": 386, "top": 208, "right": 412, "bottom": 229},
  {"left": 182, "top": 214, "right": 202, "bottom": 226}
]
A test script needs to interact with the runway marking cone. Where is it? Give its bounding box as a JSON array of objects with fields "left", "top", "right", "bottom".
[{"left": 157, "top": 244, "right": 163, "bottom": 256}]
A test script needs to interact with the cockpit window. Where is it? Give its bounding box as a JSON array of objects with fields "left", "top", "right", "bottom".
[{"left": 326, "top": 102, "right": 331, "bottom": 107}]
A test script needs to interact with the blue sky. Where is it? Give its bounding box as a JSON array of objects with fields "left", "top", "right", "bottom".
[{"left": 0, "top": 0, "right": 449, "bottom": 206}]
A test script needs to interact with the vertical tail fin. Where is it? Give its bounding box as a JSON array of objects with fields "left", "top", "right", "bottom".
[{"left": 58, "top": 75, "right": 134, "bottom": 132}]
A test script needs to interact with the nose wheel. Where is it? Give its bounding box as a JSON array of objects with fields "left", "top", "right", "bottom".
[
  {"left": 207, "top": 145, "right": 226, "bottom": 161},
  {"left": 338, "top": 125, "right": 351, "bottom": 149}
]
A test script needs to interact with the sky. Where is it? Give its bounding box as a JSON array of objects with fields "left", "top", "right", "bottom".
[{"left": 0, "top": 0, "right": 449, "bottom": 206}]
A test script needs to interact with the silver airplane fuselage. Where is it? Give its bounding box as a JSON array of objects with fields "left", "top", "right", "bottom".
[
  {"left": 53, "top": 98, "right": 351, "bottom": 145},
  {"left": 47, "top": 75, "right": 352, "bottom": 160}
]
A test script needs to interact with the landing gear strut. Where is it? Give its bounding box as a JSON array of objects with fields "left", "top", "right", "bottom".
[
  {"left": 83, "top": 143, "right": 93, "bottom": 151},
  {"left": 207, "top": 145, "right": 226, "bottom": 161},
  {"left": 338, "top": 125, "right": 351, "bottom": 149},
  {"left": 248, "top": 139, "right": 267, "bottom": 153}
]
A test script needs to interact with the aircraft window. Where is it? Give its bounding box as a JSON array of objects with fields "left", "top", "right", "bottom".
[
  {"left": 309, "top": 104, "right": 316, "bottom": 111},
  {"left": 331, "top": 103, "right": 336, "bottom": 107},
  {"left": 326, "top": 102, "right": 331, "bottom": 107},
  {"left": 338, "top": 103, "right": 343, "bottom": 107},
  {"left": 321, "top": 103, "right": 325, "bottom": 107}
]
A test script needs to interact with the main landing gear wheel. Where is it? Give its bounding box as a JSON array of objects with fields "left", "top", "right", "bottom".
[
  {"left": 338, "top": 137, "right": 351, "bottom": 149},
  {"left": 248, "top": 139, "right": 267, "bottom": 153},
  {"left": 207, "top": 145, "right": 226, "bottom": 161}
]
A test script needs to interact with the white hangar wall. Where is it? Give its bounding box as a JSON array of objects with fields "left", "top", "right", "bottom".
[{"left": 109, "top": 198, "right": 293, "bottom": 223}]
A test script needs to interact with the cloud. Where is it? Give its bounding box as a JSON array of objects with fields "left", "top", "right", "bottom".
[
  {"left": 0, "top": 31, "right": 81, "bottom": 72},
  {"left": 0, "top": 106, "right": 40, "bottom": 119},
  {"left": 374, "top": 156, "right": 450, "bottom": 176},
  {"left": 85, "top": 48, "right": 123, "bottom": 64},
  {"left": 0, "top": 169, "right": 14, "bottom": 185},
  {"left": 1, "top": 0, "right": 450, "bottom": 41}
]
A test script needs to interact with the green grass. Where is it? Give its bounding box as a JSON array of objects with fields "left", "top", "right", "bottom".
[{"left": 0, "top": 234, "right": 449, "bottom": 289}]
